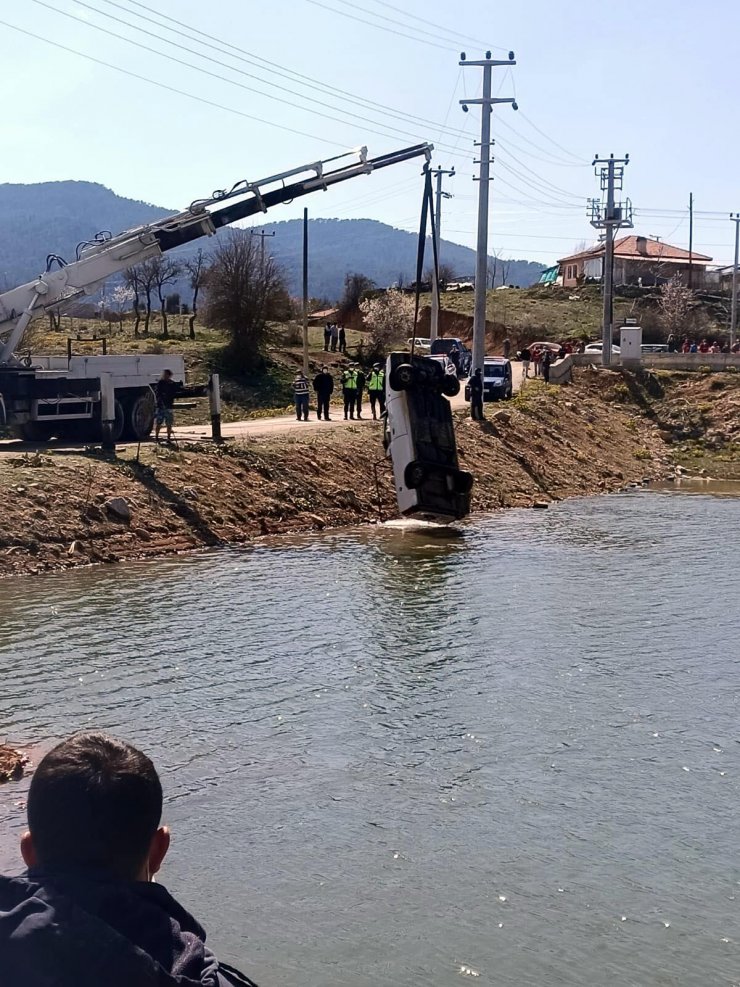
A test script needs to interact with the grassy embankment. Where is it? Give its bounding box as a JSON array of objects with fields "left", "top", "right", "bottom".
[{"left": 22, "top": 314, "right": 368, "bottom": 425}]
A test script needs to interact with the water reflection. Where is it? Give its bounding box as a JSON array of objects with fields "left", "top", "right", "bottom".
[{"left": 1, "top": 493, "right": 739, "bottom": 987}]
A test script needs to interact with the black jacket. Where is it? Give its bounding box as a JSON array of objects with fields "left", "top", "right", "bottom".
[
  {"left": 312, "top": 371, "right": 334, "bottom": 396},
  {"left": 0, "top": 870, "right": 258, "bottom": 987}
]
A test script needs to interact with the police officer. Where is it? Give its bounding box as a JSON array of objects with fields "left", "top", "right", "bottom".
[
  {"left": 355, "top": 364, "right": 366, "bottom": 419},
  {"left": 313, "top": 365, "right": 334, "bottom": 420},
  {"left": 341, "top": 365, "right": 357, "bottom": 420},
  {"left": 367, "top": 363, "right": 386, "bottom": 419},
  {"left": 469, "top": 367, "right": 484, "bottom": 421}
]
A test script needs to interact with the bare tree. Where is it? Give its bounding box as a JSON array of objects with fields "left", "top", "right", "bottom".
[
  {"left": 149, "top": 257, "right": 181, "bottom": 337},
  {"left": 184, "top": 249, "right": 207, "bottom": 340},
  {"left": 339, "top": 272, "right": 375, "bottom": 320},
  {"left": 203, "top": 229, "right": 287, "bottom": 371},
  {"left": 424, "top": 261, "right": 456, "bottom": 287},
  {"left": 501, "top": 258, "right": 511, "bottom": 285},
  {"left": 487, "top": 252, "right": 499, "bottom": 289},
  {"left": 137, "top": 259, "right": 161, "bottom": 334}
]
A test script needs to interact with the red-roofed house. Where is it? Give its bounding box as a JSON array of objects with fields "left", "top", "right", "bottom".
[{"left": 557, "top": 236, "right": 712, "bottom": 288}]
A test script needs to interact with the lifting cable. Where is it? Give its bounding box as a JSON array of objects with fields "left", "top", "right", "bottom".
[{"left": 410, "top": 165, "right": 440, "bottom": 360}]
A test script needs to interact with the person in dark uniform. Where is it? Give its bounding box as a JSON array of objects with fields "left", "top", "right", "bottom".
[
  {"left": 338, "top": 325, "right": 347, "bottom": 353},
  {"left": 367, "top": 363, "right": 386, "bottom": 419},
  {"left": 313, "top": 365, "right": 334, "bottom": 420},
  {"left": 323, "top": 323, "right": 331, "bottom": 351},
  {"left": 341, "top": 366, "right": 357, "bottom": 420},
  {"left": 542, "top": 350, "right": 552, "bottom": 384},
  {"left": 469, "top": 368, "right": 484, "bottom": 421},
  {"left": 355, "top": 365, "right": 366, "bottom": 419}
]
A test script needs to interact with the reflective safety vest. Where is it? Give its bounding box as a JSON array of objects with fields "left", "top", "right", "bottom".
[
  {"left": 342, "top": 370, "right": 357, "bottom": 389},
  {"left": 367, "top": 370, "right": 385, "bottom": 392}
]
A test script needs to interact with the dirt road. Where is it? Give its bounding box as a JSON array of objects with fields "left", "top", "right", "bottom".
[{"left": 173, "top": 364, "right": 525, "bottom": 442}]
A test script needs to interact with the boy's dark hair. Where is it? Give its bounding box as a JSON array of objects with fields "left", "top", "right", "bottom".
[{"left": 27, "top": 732, "right": 163, "bottom": 879}]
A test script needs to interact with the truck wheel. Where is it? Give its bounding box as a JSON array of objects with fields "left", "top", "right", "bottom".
[
  {"left": 128, "top": 391, "right": 155, "bottom": 440},
  {"left": 441, "top": 376, "right": 460, "bottom": 397},
  {"left": 21, "top": 421, "right": 54, "bottom": 443},
  {"left": 453, "top": 470, "right": 474, "bottom": 494},
  {"left": 390, "top": 364, "right": 415, "bottom": 391},
  {"left": 404, "top": 461, "right": 427, "bottom": 488}
]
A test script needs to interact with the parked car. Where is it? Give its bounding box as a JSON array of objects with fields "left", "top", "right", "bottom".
[
  {"left": 407, "top": 337, "right": 432, "bottom": 351},
  {"left": 641, "top": 343, "right": 668, "bottom": 353},
  {"left": 584, "top": 342, "right": 621, "bottom": 355},
  {"left": 464, "top": 358, "right": 513, "bottom": 402},
  {"left": 426, "top": 354, "right": 458, "bottom": 378},
  {"left": 430, "top": 337, "right": 472, "bottom": 377}
]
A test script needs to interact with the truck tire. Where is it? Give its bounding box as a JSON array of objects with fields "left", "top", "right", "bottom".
[
  {"left": 404, "top": 461, "right": 427, "bottom": 489},
  {"left": 126, "top": 391, "right": 155, "bottom": 440},
  {"left": 21, "top": 421, "right": 54, "bottom": 443}
]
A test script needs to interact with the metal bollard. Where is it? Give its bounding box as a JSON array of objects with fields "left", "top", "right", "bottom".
[
  {"left": 100, "top": 373, "right": 116, "bottom": 452},
  {"left": 209, "top": 373, "right": 223, "bottom": 443}
]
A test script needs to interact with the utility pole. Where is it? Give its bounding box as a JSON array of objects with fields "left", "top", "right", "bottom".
[
  {"left": 730, "top": 213, "right": 740, "bottom": 351},
  {"left": 251, "top": 228, "right": 275, "bottom": 274},
  {"left": 429, "top": 165, "right": 455, "bottom": 342},
  {"left": 302, "top": 208, "right": 309, "bottom": 376},
  {"left": 688, "top": 193, "right": 694, "bottom": 289},
  {"left": 589, "top": 155, "right": 632, "bottom": 366},
  {"left": 460, "top": 50, "right": 517, "bottom": 389}
]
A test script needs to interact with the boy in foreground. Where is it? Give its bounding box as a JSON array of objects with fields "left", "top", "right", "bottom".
[{"left": 0, "top": 732, "right": 259, "bottom": 986}]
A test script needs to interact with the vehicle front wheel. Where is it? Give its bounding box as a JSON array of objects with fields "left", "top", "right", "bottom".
[
  {"left": 404, "top": 461, "right": 427, "bottom": 488},
  {"left": 441, "top": 376, "right": 460, "bottom": 397},
  {"left": 389, "top": 364, "right": 415, "bottom": 390}
]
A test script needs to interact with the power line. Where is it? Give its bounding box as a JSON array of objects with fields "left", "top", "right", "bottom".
[
  {"left": 96, "top": 0, "right": 475, "bottom": 141},
  {"left": 303, "top": 0, "right": 460, "bottom": 51},
  {"left": 363, "top": 0, "right": 508, "bottom": 51},
  {"left": 0, "top": 17, "right": 342, "bottom": 148},
  {"left": 31, "top": 0, "right": 450, "bottom": 151},
  {"left": 331, "top": 0, "right": 488, "bottom": 51}
]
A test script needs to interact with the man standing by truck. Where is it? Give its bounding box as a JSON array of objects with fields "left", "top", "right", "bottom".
[{"left": 154, "top": 369, "right": 179, "bottom": 444}]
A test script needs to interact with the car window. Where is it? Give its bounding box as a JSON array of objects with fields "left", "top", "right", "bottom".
[{"left": 484, "top": 366, "right": 505, "bottom": 377}]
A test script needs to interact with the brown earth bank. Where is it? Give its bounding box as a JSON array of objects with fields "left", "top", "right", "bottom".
[
  {"left": 0, "top": 745, "right": 27, "bottom": 783},
  {"left": 4, "top": 367, "right": 738, "bottom": 581}
]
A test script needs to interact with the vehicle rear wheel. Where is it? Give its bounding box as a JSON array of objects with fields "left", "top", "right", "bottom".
[
  {"left": 404, "top": 461, "right": 427, "bottom": 489},
  {"left": 389, "top": 364, "right": 415, "bottom": 390},
  {"left": 453, "top": 470, "right": 474, "bottom": 494},
  {"left": 20, "top": 421, "right": 54, "bottom": 443},
  {"left": 127, "top": 391, "right": 155, "bottom": 440},
  {"left": 441, "top": 376, "right": 460, "bottom": 397}
]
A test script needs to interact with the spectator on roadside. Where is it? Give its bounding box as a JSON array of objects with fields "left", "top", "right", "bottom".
[
  {"left": 542, "top": 350, "right": 553, "bottom": 384},
  {"left": 469, "top": 368, "right": 484, "bottom": 420},
  {"left": 154, "top": 368, "right": 179, "bottom": 445},
  {"left": 0, "top": 732, "right": 260, "bottom": 987},
  {"left": 533, "top": 349, "right": 542, "bottom": 378},
  {"left": 667, "top": 333, "right": 677, "bottom": 353},
  {"left": 338, "top": 325, "right": 347, "bottom": 354},
  {"left": 367, "top": 363, "right": 386, "bottom": 419},
  {"left": 293, "top": 371, "right": 310, "bottom": 421},
  {"left": 330, "top": 323, "right": 339, "bottom": 352},
  {"left": 313, "top": 365, "right": 334, "bottom": 421},
  {"left": 710, "top": 340, "right": 721, "bottom": 354},
  {"left": 681, "top": 337, "right": 691, "bottom": 353},
  {"left": 502, "top": 337, "right": 511, "bottom": 360},
  {"left": 690, "top": 341, "right": 698, "bottom": 353},
  {"left": 341, "top": 365, "right": 357, "bottom": 420},
  {"left": 732, "top": 340, "right": 740, "bottom": 354},
  {"left": 355, "top": 365, "right": 366, "bottom": 419},
  {"left": 520, "top": 346, "right": 531, "bottom": 378},
  {"left": 324, "top": 323, "right": 332, "bottom": 351},
  {"left": 699, "top": 337, "right": 710, "bottom": 354}
]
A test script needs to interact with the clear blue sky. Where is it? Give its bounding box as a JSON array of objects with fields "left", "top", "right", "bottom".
[{"left": 3, "top": 0, "right": 739, "bottom": 265}]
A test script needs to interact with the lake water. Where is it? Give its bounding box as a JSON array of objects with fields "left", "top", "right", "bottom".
[{"left": 1, "top": 489, "right": 738, "bottom": 986}]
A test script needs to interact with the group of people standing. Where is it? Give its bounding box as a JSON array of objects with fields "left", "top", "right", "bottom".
[
  {"left": 519, "top": 346, "right": 554, "bottom": 382},
  {"left": 293, "top": 363, "right": 386, "bottom": 421},
  {"left": 323, "top": 322, "right": 346, "bottom": 353},
  {"left": 668, "top": 334, "right": 740, "bottom": 354}
]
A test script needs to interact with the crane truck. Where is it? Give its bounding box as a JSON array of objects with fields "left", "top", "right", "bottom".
[{"left": 0, "top": 143, "right": 431, "bottom": 443}]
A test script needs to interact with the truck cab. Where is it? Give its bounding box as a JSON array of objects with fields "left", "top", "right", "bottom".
[{"left": 384, "top": 352, "right": 473, "bottom": 523}]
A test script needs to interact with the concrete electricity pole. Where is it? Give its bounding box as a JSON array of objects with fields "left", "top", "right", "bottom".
[
  {"left": 251, "top": 228, "right": 275, "bottom": 274},
  {"left": 589, "top": 155, "right": 631, "bottom": 366},
  {"left": 730, "top": 213, "right": 740, "bottom": 350},
  {"left": 302, "top": 208, "right": 309, "bottom": 376},
  {"left": 460, "top": 51, "right": 517, "bottom": 387},
  {"left": 429, "top": 165, "right": 455, "bottom": 342}
]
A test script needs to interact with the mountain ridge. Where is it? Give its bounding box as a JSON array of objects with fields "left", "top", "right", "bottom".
[{"left": 0, "top": 180, "right": 545, "bottom": 301}]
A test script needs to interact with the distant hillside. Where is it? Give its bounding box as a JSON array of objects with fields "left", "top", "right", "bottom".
[{"left": 0, "top": 181, "right": 544, "bottom": 301}]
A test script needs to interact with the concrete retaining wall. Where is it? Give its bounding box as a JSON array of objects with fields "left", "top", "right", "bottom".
[{"left": 570, "top": 353, "right": 740, "bottom": 372}]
